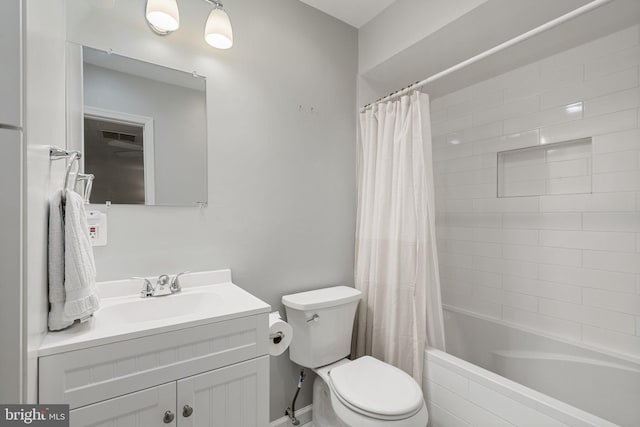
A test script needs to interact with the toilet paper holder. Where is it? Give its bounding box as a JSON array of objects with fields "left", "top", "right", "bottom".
[{"left": 270, "top": 331, "right": 284, "bottom": 344}]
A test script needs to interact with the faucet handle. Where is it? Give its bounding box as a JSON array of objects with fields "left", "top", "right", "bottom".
[
  {"left": 133, "top": 277, "right": 154, "bottom": 297},
  {"left": 170, "top": 271, "right": 190, "bottom": 293}
]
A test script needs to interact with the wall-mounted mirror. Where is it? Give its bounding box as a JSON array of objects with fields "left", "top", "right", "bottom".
[{"left": 73, "top": 46, "right": 208, "bottom": 206}]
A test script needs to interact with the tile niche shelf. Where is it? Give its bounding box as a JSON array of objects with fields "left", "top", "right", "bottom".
[{"left": 497, "top": 137, "right": 592, "bottom": 198}]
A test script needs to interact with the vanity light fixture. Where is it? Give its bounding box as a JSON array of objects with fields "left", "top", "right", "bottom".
[
  {"left": 203, "top": 0, "right": 233, "bottom": 49},
  {"left": 145, "top": 0, "right": 180, "bottom": 35}
]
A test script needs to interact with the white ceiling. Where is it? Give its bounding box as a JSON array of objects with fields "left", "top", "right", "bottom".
[{"left": 298, "top": 0, "right": 397, "bottom": 28}]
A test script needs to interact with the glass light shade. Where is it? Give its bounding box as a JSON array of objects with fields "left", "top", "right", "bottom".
[
  {"left": 204, "top": 8, "right": 233, "bottom": 49},
  {"left": 146, "top": 0, "right": 180, "bottom": 33}
]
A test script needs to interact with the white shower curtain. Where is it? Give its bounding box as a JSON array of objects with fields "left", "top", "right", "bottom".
[{"left": 355, "top": 91, "right": 445, "bottom": 385}]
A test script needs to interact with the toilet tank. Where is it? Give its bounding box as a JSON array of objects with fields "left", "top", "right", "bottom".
[{"left": 283, "top": 286, "right": 362, "bottom": 368}]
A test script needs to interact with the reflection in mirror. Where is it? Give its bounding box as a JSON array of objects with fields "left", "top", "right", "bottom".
[{"left": 81, "top": 46, "right": 208, "bottom": 206}]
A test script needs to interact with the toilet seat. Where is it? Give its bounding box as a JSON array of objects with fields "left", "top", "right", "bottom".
[{"left": 328, "top": 356, "right": 424, "bottom": 421}]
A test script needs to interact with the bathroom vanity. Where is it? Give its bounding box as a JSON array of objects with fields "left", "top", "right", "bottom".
[{"left": 38, "top": 270, "right": 270, "bottom": 426}]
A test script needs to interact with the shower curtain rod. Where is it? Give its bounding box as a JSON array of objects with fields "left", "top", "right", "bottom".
[{"left": 360, "top": 0, "right": 614, "bottom": 113}]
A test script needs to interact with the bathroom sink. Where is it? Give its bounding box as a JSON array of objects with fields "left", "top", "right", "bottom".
[
  {"left": 38, "top": 269, "right": 271, "bottom": 356},
  {"left": 97, "top": 291, "right": 224, "bottom": 324}
]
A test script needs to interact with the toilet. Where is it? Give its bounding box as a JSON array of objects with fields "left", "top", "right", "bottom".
[{"left": 282, "top": 286, "right": 428, "bottom": 427}]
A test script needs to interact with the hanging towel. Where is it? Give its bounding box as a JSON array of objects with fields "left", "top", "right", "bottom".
[
  {"left": 48, "top": 190, "right": 74, "bottom": 331},
  {"left": 62, "top": 189, "right": 100, "bottom": 320}
]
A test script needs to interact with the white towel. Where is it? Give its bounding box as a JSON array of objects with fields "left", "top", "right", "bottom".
[
  {"left": 48, "top": 191, "right": 74, "bottom": 331},
  {"left": 62, "top": 189, "right": 100, "bottom": 319},
  {"left": 47, "top": 189, "right": 100, "bottom": 331}
]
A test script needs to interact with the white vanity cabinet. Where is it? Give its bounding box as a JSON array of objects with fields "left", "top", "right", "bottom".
[
  {"left": 39, "top": 313, "right": 270, "bottom": 427},
  {"left": 69, "top": 357, "right": 269, "bottom": 427}
]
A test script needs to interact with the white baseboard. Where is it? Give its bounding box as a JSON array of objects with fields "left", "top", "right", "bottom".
[{"left": 270, "top": 404, "right": 312, "bottom": 427}]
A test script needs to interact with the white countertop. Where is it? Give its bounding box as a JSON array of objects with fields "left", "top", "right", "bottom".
[{"left": 39, "top": 269, "right": 271, "bottom": 357}]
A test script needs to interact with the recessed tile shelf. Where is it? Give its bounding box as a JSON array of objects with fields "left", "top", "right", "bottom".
[{"left": 497, "top": 137, "right": 592, "bottom": 198}]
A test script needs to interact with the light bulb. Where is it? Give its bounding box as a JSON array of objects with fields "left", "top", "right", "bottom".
[
  {"left": 204, "top": 7, "right": 233, "bottom": 49},
  {"left": 146, "top": 0, "right": 180, "bottom": 34}
]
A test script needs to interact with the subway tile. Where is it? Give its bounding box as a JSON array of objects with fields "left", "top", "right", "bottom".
[
  {"left": 582, "top": 325, "right": 640, "bottom": 357},
  {"left": 446, "top": 122, "right": 503, "bottom": 145},
  {"left": 538, "top": 264, "right": 638, "bottom": 294},
  {"left": 592, "top": 170, "right": 640, "bottom": 192},
  {"left": 546, "top": 158, "right": 590, "bottom": 179},
  {"left": 582, "top": 250, "right": 640, "bottom": 274},
  {"left": 503, "top": 244, "right": 582, "bottom": 267},
  {"left": 504, "top": 306, "right": 583, "bottom": 343},
  {"left": 472, "top": 257, "right": 539, "bottom": 279},
  {"left": 446, "top": 153, "right": 497, "bottom": 173},
  {"left": 539, "top": 193, "right": 636, "bottom": 212},
  {"left": 545, "top": 176, "right": 591, "bottom": 195},
  {"left": 503, "top": 103, "right": 583, "bottom": 135},
  {"left": 475, "top": 285, "right": 538, "bottom": 312},
  {"left": 584, "top": 87, "right": 640, "bottom": 118},
  {"left": 583, "top": 212, "right": 640, "bottom": 232},
  {"left": 468, "top": 381, "right": 568, "bottom": 427},
  {"left": 445, "top": 168, "right": 496, "bottom": 187},
  {"left": 592, "top": 151, "right": 640, "bottom": 173},
  {"left": 424, "top": 361, "right": 469, "bottom": 396},
  {"left": 440, "top": 266, "right": 502, "bottom": 288},
  {"left": 501, "top": 229, "right": 539, "bottom": 245},
  {"left": 591, "top": 128, "right": 640, "bottom": 154},
  {"left": 539, "top": 298, "right": 636, "bottom": 334},
  {"left": 472, "top": 78, "right": 504, "bottom": 109},
  {"left": 432, "top": 114, "right": 473, "bottom": 137},
  {"left": 540, "top": 109, "right": 638, "bottom": 145},
  {"left": 437, "top": 226, "right": 474, "bottom": 241},
  {"left": 431, "top": 87, "right": 472, "bottom": 112},
  {"left": 585, "top": 45, "right": 640, "bottom": 81},
  {"left": 540, "top": 67, "right": 638, "bottom": 110},
  {"left": 500, "top": 178, "right": 545, "bottom": 198},
  {"left": 427, "top": 381, "right": 513, "bottom": 427},
  {"left": 428, "top": 402, "right": 473, "bottom": 427},
  {"left": 443, "top": 290, "right": 502, "bottom": 319},
  {"left": 540, "top": 230, "right": 636, "bottom": 252},
  {"left": 502, "top": 276, "right": 581, "bottom": 304},
  {"left": 473, "top": 95, "right": 539, "bottom": 126},
  {"left": 440, "top": 253, "right": 473, "bottom": 269},
  {"left": 444, "top": 213, "right": 502, "bottom": 229},
  {"left": 540, "top": 26, "right": 638, "bottom": 77},
  {"left": 473, "top": 197, "right": 538, "bottom": 213},
  {"left": 502, "top": 213, "right": 581, "bottom": 230},
  {"left": 473, "top": 129, "right": 539, "bottom": 155},
  {"left": 583, "top": 288, "right": 640, "bottom": 315}
]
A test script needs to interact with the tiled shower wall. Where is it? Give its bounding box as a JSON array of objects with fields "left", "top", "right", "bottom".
[{"left": 432, "top": 25, "right": 640, "bottom": 359}]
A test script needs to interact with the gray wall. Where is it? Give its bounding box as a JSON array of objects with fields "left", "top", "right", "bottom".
[
  {"left": 66, "top": 0, "right": 357, "bottom": 419},
  {"left": 83, "top": 63, "right": 207, "bottom": 206}
]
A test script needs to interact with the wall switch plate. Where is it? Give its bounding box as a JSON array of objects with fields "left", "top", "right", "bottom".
[{"left": 87, "top": 210, "right": 107, "bottom": 246}]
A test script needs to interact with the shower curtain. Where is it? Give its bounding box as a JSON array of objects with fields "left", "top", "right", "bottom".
[{"left": 355, "top": 91, "right": 445, "bottom": 385}]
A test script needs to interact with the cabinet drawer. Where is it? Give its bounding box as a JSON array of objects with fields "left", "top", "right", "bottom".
[
  {"left": 40, "top": 314, "right": 268, "bottom": 409},
  {"left": 70, "top": 382, "right": 176, "bottom": 427}
]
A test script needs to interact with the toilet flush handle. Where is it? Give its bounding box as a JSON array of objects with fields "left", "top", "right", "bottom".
[{"left": 306, "top": 314, "right": 319, "bottom": 323}]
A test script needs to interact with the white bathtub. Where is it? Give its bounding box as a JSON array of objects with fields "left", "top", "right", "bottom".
[{"left": 423, "top": 308, "right": 640, "bottom": 427}]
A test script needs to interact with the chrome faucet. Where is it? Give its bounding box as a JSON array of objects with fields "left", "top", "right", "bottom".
[{"left": 136, "top": 272, "right": 189, "bottom": 298}]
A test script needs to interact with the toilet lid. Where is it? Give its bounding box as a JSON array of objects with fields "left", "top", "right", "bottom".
[{"left": 329, "top": 356, "right": 423, "bottom": 418}]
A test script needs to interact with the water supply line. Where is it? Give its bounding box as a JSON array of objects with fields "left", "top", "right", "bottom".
[{"left": 285, "top": 370, "right": 306, "bottom": 425}]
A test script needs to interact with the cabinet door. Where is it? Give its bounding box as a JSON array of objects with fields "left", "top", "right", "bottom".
[
  {"left": 177, "top": 356, "right": 269, "bottom": 427},
  {"left": 0, "top": 0, "right": 21, "bottom": 127},
  {"left": 70, "top": 383, "right": 176, "bottom": 427}
]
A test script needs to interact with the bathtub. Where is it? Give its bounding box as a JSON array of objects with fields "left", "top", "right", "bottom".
[{"left": 423, "top": 308, "right": 640, "bottom": 427}]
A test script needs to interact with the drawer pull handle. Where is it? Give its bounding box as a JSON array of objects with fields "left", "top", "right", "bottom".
[
  {"left": 163, "top": 410, "right": 175, "bottom": 423},
  {"left": 183, "top": 405, "right": 194, "bottom": 418}
]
